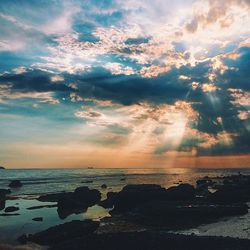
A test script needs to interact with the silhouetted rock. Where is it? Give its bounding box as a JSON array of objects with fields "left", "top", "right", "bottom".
[
  {"left": 4, "top": 206, "right": 19, "bottom": 213},
  {"left": 101, "top": 184, "right": 107, "bottom": 189},
  {"left": 0, "top": 166, "right": 5, "bottom": 170},
  {"left": 32, "top": 217, "right": 43, "bottom": 222},
  {"left": 48, "top": 231, "right": 250, "bottom": 250},
  {"left": 9, "top": 180, "right": 22, "bottom": 188},
  {"left": 113, "top": 184, "right": 167, "bottom": 213},
  {"left": 24, "top": 220, "right": 99, "bottom": 245},
  {"left": 128, "top": 201, "right": 248, "bottom": 229},
  {"left": 57, "top": 186, "right": 101, "bottom": 219},
  {"left": 166, "top": 184, "right": 195, "bottom": 201},
  {"left": 27, "top": 204, "right": 57, "bottom": 210},
  {"left": 99, "top": 192, "right": 117, "bottom": 208},
  {"left": 38, "top": 192, "right": 69, "bottom": 202}
]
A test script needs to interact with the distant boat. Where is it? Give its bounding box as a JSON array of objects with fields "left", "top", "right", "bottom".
[{"left": 0, "top": 166, "right": 5, "bottom": 170}]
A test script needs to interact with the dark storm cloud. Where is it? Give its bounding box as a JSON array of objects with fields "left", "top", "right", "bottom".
[
  {"left": 0, "top": 69, "right": 74, "bottom": 93},
  {"left": 220, "top": 46, "right": 250, "bottom": 91}
]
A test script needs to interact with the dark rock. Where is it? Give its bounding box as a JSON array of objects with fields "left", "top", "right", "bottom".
[
  {"left": 48, "top": 231, "right": 250, "bottom": 250},
  {"left": 0, "top": 166, "right": 5, "bottom": 170},
  {"left": 0, "top": 213, "right": 20, "bottom": 216},
  {"left": 0, "top": 189, "right": 10, "bottom": 196},
  {"left": 38, "top": 192, "right": 69, "bottom": 202},
  {"left": 4, "top": 206, "right": 19, "bottom": 213},
  {"left": 9, "top": 180, "right": 22, "bottom": 188},
  {"left": 57, "top": 186, "right": 101, "bottom": 219},
  {"left": 211, "top": 185, "right": 250, "bottom": 203},
  {"left": 129, "top": 201, "right": 248, "bottom": 229},
  {"left": 27, "top": 204, "right": 57, "bottom": 210},
  {"left": 99, "top": 192, "right": 117, "bottom": 208},
  {"left": 32, "top": 217, "right": 43, "bottom": 222},
  {"left": 112, "top": 184, "right": 167, "bottom": 213},
  {"left": 0, "top": 199, "right": 6, "bottom": 211},
  {"left": 120, "top": 178, "right": 126, "bottom": 181},
  {"left": 166, "top": 184, "right": 195, "bottom": 201},
  {"left": 17, "top": 234, "right": 29, "bottom": 244},
  {"left": 101, "top": 184, "right": 107, "bottom": 189},
  {"left": 26, "top": 220, "right": 99, "bottom": 245}
]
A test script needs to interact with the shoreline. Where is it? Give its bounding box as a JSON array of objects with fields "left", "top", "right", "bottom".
[{"left": 1, "top": 171, "right": 250, "bottom": 249}]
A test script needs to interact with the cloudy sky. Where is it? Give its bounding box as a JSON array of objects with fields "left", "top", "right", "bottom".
[{"left": 0, "top": 0, "right": 249, "bottom": 168}]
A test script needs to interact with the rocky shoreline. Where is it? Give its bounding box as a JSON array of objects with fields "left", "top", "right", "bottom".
[{"left": 1, "top": 174, "right": 250, "bottom": 249}]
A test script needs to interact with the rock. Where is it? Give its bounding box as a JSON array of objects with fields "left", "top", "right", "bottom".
[
  {"left": 99, "top": 192, "right": 117, "bottom": 208},
  {"left": 166, "top": 184, "right": 195, "bottom": 201},
  {"left": 38, "top": 192, "right": 69, "bottom": 202},
  {"left": 32, "top": 217, "right": 43, "bottom": 222},
  {"left": 17, "top": 234, "right": 29, "bottom": 244},
  {"left": 112, "top": 184, "right": 167, "bottom": 213},
  {"left": 9, "top": 180, "right": 22, "bottom": 188},
  {"left": 129, "top": 201, "right": 248, "bottom": 229},
  {"left": 120, "top": 178, "right": 126, "bottom": 181},
  {"left": 0, "top": 189, "right": 11, "bottom": 198},
  {"left": 0, "top": 213, "right": 20, "bottom": 216},
  {"left": 26, "top": 220, "right": 99, "bottom": 245},
  {"left": 211, "top": 185, "right": 250, "bottom": 203},
  {"left": 0, "top": 199, "right": 6, "bottom": 211},
  {"left": 57, "top": 186, "right": 101, "bottom": 219},
  {"left": 4, "top": 206, "right": 19, "bottom": 213},
  {"left": 101, "top": 184, "right": 107, "bottom": 189},
  {"left": 0, "top": 166, "right": 5, "bottom": 170},
  {"left": 27, "top": 204, "right": 57, "bottom": 210},
  {"left": 48, "top": 231, "right": 250, "bottom": 250}
]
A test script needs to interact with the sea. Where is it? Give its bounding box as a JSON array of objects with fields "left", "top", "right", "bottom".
[{"left": 0, "top": 168, "right": 250, "bottom": 244}]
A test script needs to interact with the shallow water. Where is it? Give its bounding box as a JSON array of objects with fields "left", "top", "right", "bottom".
[{"left": 1, "top": 168, "right": 250, "bottom": 243}]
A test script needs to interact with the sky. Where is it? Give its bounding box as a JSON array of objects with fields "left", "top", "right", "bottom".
[{"left": 0, "top": 0, "right": 249, "bottom": 168}]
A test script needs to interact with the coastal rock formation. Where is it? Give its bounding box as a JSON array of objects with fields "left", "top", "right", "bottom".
[
  {"left": 57, "top": 186, "right": 101, "bottom": 219},
  {"left": 9, "top": 180, "right": 23, "bottom": 188},
  {"left": 48, "top": 231, "right": 250, "bottom": 250},
  {"left": 112, "top": 184, "right": 196, "bottom": 213},
  {"left": 4, "top": 206, "right": 19, "bottom": 213},
  {"left": 99, "top": 192, "right": 117, "bottom": 209},
  {"left": 38, "top": 186, "right": 101, "bottom": 219},
  {"left": 0, "top": 189, "right": 11, "bottom": 211},
  {"left": 21, "top": 220, "right": 99, "bottom": 245},
  {"left": 0, "top": 166, "right": 5, "bottom": 170}
]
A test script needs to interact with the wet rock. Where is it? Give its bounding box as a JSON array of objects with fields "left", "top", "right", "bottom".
[
  {"left": 112, "top": 184, "right": 167, "bottom": 213},
  {"left": 99, "top": 192, "right": 117, "bottom": 208},
  {"left": 0, "top": 213, "right": 20, "bottom": 216},
  {"left": 9, "top": 180, "right": 22, "bottom": 188},
  {"left": 27, "top": 204, "right": 57, "bottom": 210},
  {"left": 0, "top": 199, "right": 6, "bottom": 211},
  {"left": 0, "top": 189, "right": 10, "bottom": 197},
  {"left": 101, "top": 184, "right": 107, "bottom": 189},
  {"left": 32, "top": 217, "right": 43, "bottom": 222},
  {"left": 166, "top": 184, "right": 195, "bottom": 201},
  {"left": 4, "top": 206, "right": 19, "bottom": 213},
  {"left": 120, "top": 178, "right": 126, "bottom": 181},
  {"left": 0, "top": 166, "right": 5, "bottom": 170},
  {"left": 38, "top": 192, "right": 69, "bottom": 202},
  {"left": 57, "top": 186, "right": 101, "bottom": 219},
  {"left": 129, "top": 201, "right": 248, "bottom": 229},
  {"left": 48, "top": 231, "right": 250, "bottom": 250},
  {"left": 17, "top": 234, "right": 29, "bottom": 244},
  {"left": 26, "top": 220, "right": 99, "bottom": 245},
  {"left": 26, "top": 204, "right": 57, "bottom": 210}
]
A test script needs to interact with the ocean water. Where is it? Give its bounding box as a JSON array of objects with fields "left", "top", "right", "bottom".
[
  {"left": 1, "top": 168, "right": 249, "bottom": 196},
  {"left": 1, "top": 168, "right": 250, "bottom": 244}
]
